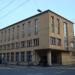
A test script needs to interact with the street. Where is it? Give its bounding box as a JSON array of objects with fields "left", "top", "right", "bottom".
[{"left": 0, "top": 65, "right": 75, "bottom": 75}]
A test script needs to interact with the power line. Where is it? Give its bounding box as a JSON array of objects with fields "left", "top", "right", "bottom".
[
  {"left": 33, "top": 0, "right": 42, "bottom": 13},
  {"left": 33, "top": 0, "right": 39, "bottom": 9},
  {"left": 0, "top": 0, "right": 31, "bottom": 19},
  {"left": 0, "top": 0, "right": 15, "bottom": 12}
]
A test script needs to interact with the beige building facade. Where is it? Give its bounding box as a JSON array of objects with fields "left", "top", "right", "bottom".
[{"left": 0, "top": 10, "right": 75, "bottom": 66}]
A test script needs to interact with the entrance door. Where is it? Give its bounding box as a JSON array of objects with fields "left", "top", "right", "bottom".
[
  {"left": 36, "top": 50, "right": 48, "bottom": 66},
  {"left": 39, "top": 55, "right": 47, "bottom": 66},
  {"left": 51, "top": 51, "right": 62, "bottom": 65}
]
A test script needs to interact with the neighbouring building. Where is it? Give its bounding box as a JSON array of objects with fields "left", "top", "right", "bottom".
[{"left": 0, "top": 10, "right": 75, "bottom": 66}]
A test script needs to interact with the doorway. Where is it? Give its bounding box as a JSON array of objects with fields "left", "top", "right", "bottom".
[
  {"left": 36, "top": 50, "right": 48, "bottom": 66},
  {"left": 39, "top": 55, "right": 47, "bottom": 66},
  {"left": 51, "top": 51, "right": 62, "bottom": 65}
]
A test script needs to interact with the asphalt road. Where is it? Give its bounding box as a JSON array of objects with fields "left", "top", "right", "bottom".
[{"left": 0, "top": 65, "right": 75, "bottom": 75}]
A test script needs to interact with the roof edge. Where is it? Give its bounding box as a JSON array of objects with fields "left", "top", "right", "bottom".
[{"left": 0, "top": 9, "right": 73, "bottom": 31}]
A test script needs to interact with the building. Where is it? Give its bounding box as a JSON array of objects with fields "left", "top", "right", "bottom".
[
  {"left": 72, "top": 36, "right": 75, "bottom": 49},
  {"left": 0, "top": 10, "right": 75, "bottom": 66}
]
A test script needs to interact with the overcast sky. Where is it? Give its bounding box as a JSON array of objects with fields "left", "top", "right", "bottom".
[{"left": 0, "top": 0, "right": 75, "bottom": 35}]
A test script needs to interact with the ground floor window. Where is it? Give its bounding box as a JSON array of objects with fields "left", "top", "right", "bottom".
[
  {"left": 7, "top": 53, "right": 10, "bottom": 62},
  {"left": 16, "top": 52, "right": 19, "bottom": 62},
  {"left": 26, "top": 51, "right": 32, "bottom": 62},
  {"left": 11, "top": 52, "right": 14, "bottom": 62},
  {"left": 21, "top": 52, "right": 25, "bottom": 62},
  {"left": 2, "top": 53, "right": 6, "bottom": 64},
  {"left": 0, "top": 53, "right": 2, "bottom": 59},
  {"left": 0, "top": 53, "right": 2, "bottom": 64}
]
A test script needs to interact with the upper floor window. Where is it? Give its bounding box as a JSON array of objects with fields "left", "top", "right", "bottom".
[
  {"left": 49, "top": 37, "right": 61, "bottom": 46},
  {"left": 4, "top": 30, "right": 6, "bottom": 42},
  {"left": 11, "top": 43, "right": 15, "bottom": 49},
  {"left": 35, "top": 19, "right": 39, "bottom": 35},
  {"left": 27, "top": 40, "right": 32, "bottom": 47},
  {"left": 3, "top": 44, "right": 6, "bottom": 50},
  {"left": 12, "top": 27, "right": 15, "bottom": 40},
  {"left": 0, "top": 32, "right": 1, "bottom": 43},
  {"left": 0, "top": 45, "right": 2, "bottom": 50},
  {"left": 8, "top": 29, "right": 10, "bottom": 41},
  {"left": 57, "top": 19, "right": 60, "bottom": 34},
  {"left": 1, "top": 31, "right": 3, "bottom": 43},
  {"left": 21, "top": 41, "right": 26, "bottom": 48},
  {"left": 6, "top": 44, "right": 10, "bottom": 50},
  {"left": 64, "top": 22, "right": 68, "bottom": 49},
  {"left": 51, "top": 16, "right": 55, "bottom": 33},
  {"left": 56, "top": 38, "right": 61, "bottom": 46},
  {"left": 16, "top": 42, "right": 20, "bottom": 49},
  {"left": 22, "top": 24, "right": 25, "bottom": 38},
  {"left": 33, "top": 38, "right": 39, "bottom": 46},
  {"left": 50, "top": 37, "right": 56, "bottom": 45},
  {"left": 28, "top": 21, "right": 31, "bottom": 36},
  {"left": 17, "top": 26, "right": 19, "bottom": 39},
  {"left": 64, "top": 22, "right": 68, "bottom": 37}
]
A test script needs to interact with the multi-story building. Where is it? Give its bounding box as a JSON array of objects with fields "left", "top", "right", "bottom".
[{"left": 0, "top": 10, "right": 75, "bottom": 66}]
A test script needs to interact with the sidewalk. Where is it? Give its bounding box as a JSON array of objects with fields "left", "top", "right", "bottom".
[{"left": 0, "top": 64, "right": 75, "bottom": 69}]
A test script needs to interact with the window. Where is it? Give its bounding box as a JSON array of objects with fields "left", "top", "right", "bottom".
[
  {"left": 64, "top": 22, "right": 68, "bottom": 49},
  {"left": 6, "top": 44, "right": 10, "bottom": 50},
  {"left": 16, "top": 42, "right": 20, "bottom": 49},
  {"left": 56, "top": 38, "right": 61, "bottom": 46},
  {"left": 3, "top": 44, "right": 6, "bottom": 50},
  {"left": 50, "top": 37, "right": 56, "bottom": 45},
  {"left": 52, "top": 37, "right": 56, "bottom": 45},
  {"left": 12, "top": 27, "right": 14, "bottom": 40},
  {"left": 0, "top": 32, "right": 1, "bottom": 43},
  {"left": 27, "top": 40, "right": 32, "bottom": 47},
  {"left": 11, "top": 43, "right": 15, "bottom": 49},
  {"left": 50, "top": 37, "right": 61, "bottom": 46},
  {"left": 51, "top": 16, "right": 55, "bottom": 33},
  {"left": 26, "top": 51, "right": 32, "bottom": 62},
  {"left": 57, "top": 19, "right": 60, "bottom": 34},
  {"left": 21, "top": 52, "right": 25, "bottom": 62},
  {"left": 0, "top": 45, "right": 2, "bottom": 50},
  {"left": 7, "top": 53, "right": 10, "bottom": 62},
  {"left": 64, "top": 23, "right": 67, "bottom": 37},
  {"left": 0, "top": 53, "right": 2, "bottom": 59},
  {"left": 1, "top": 45, "right": 3, "bottom": 50},
  {"left": 16, "top": 26, "right": 19, "bottom": 39},
  {"left": 3, "top": 53, "right": 6, "bottom": 63},
  {"left": 2, "top": 45, "right": 4, "bottom": 50},
  {"left": 11, "top": 52, "right": 14, "bottom": 62},
  {"left": 21, "top": 41, "right": 25, "bottom": 48},
  {"left": 16, "top": 52, "right": 19, "bottom": 62},
  {"left": 33, "top": 38, "right": 39, "bottom": 46},
  {"left": 22, "top": 24, "right": 25, "bottom": 38},
  {"left": 28, "top": 21, "right": 31, "bottom": 36},
  {"left": 35, "top": 19, "right": 39, "bottom": 35},
  {"left": 8, "top": 29, "right": 10, "bottom": 41},
  {"left": 70, "top": 42, "right": 74, "bottom": 48},
  {"left": 4, "top": 30, "right": 6, "bottom": 42},
  {"left": 1, "top": 31, "right": 3, "bottom": 43}
]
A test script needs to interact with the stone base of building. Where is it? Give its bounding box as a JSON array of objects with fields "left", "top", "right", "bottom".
[{"left": 0, "top": 49, "right": 75, "bottom": 66}]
